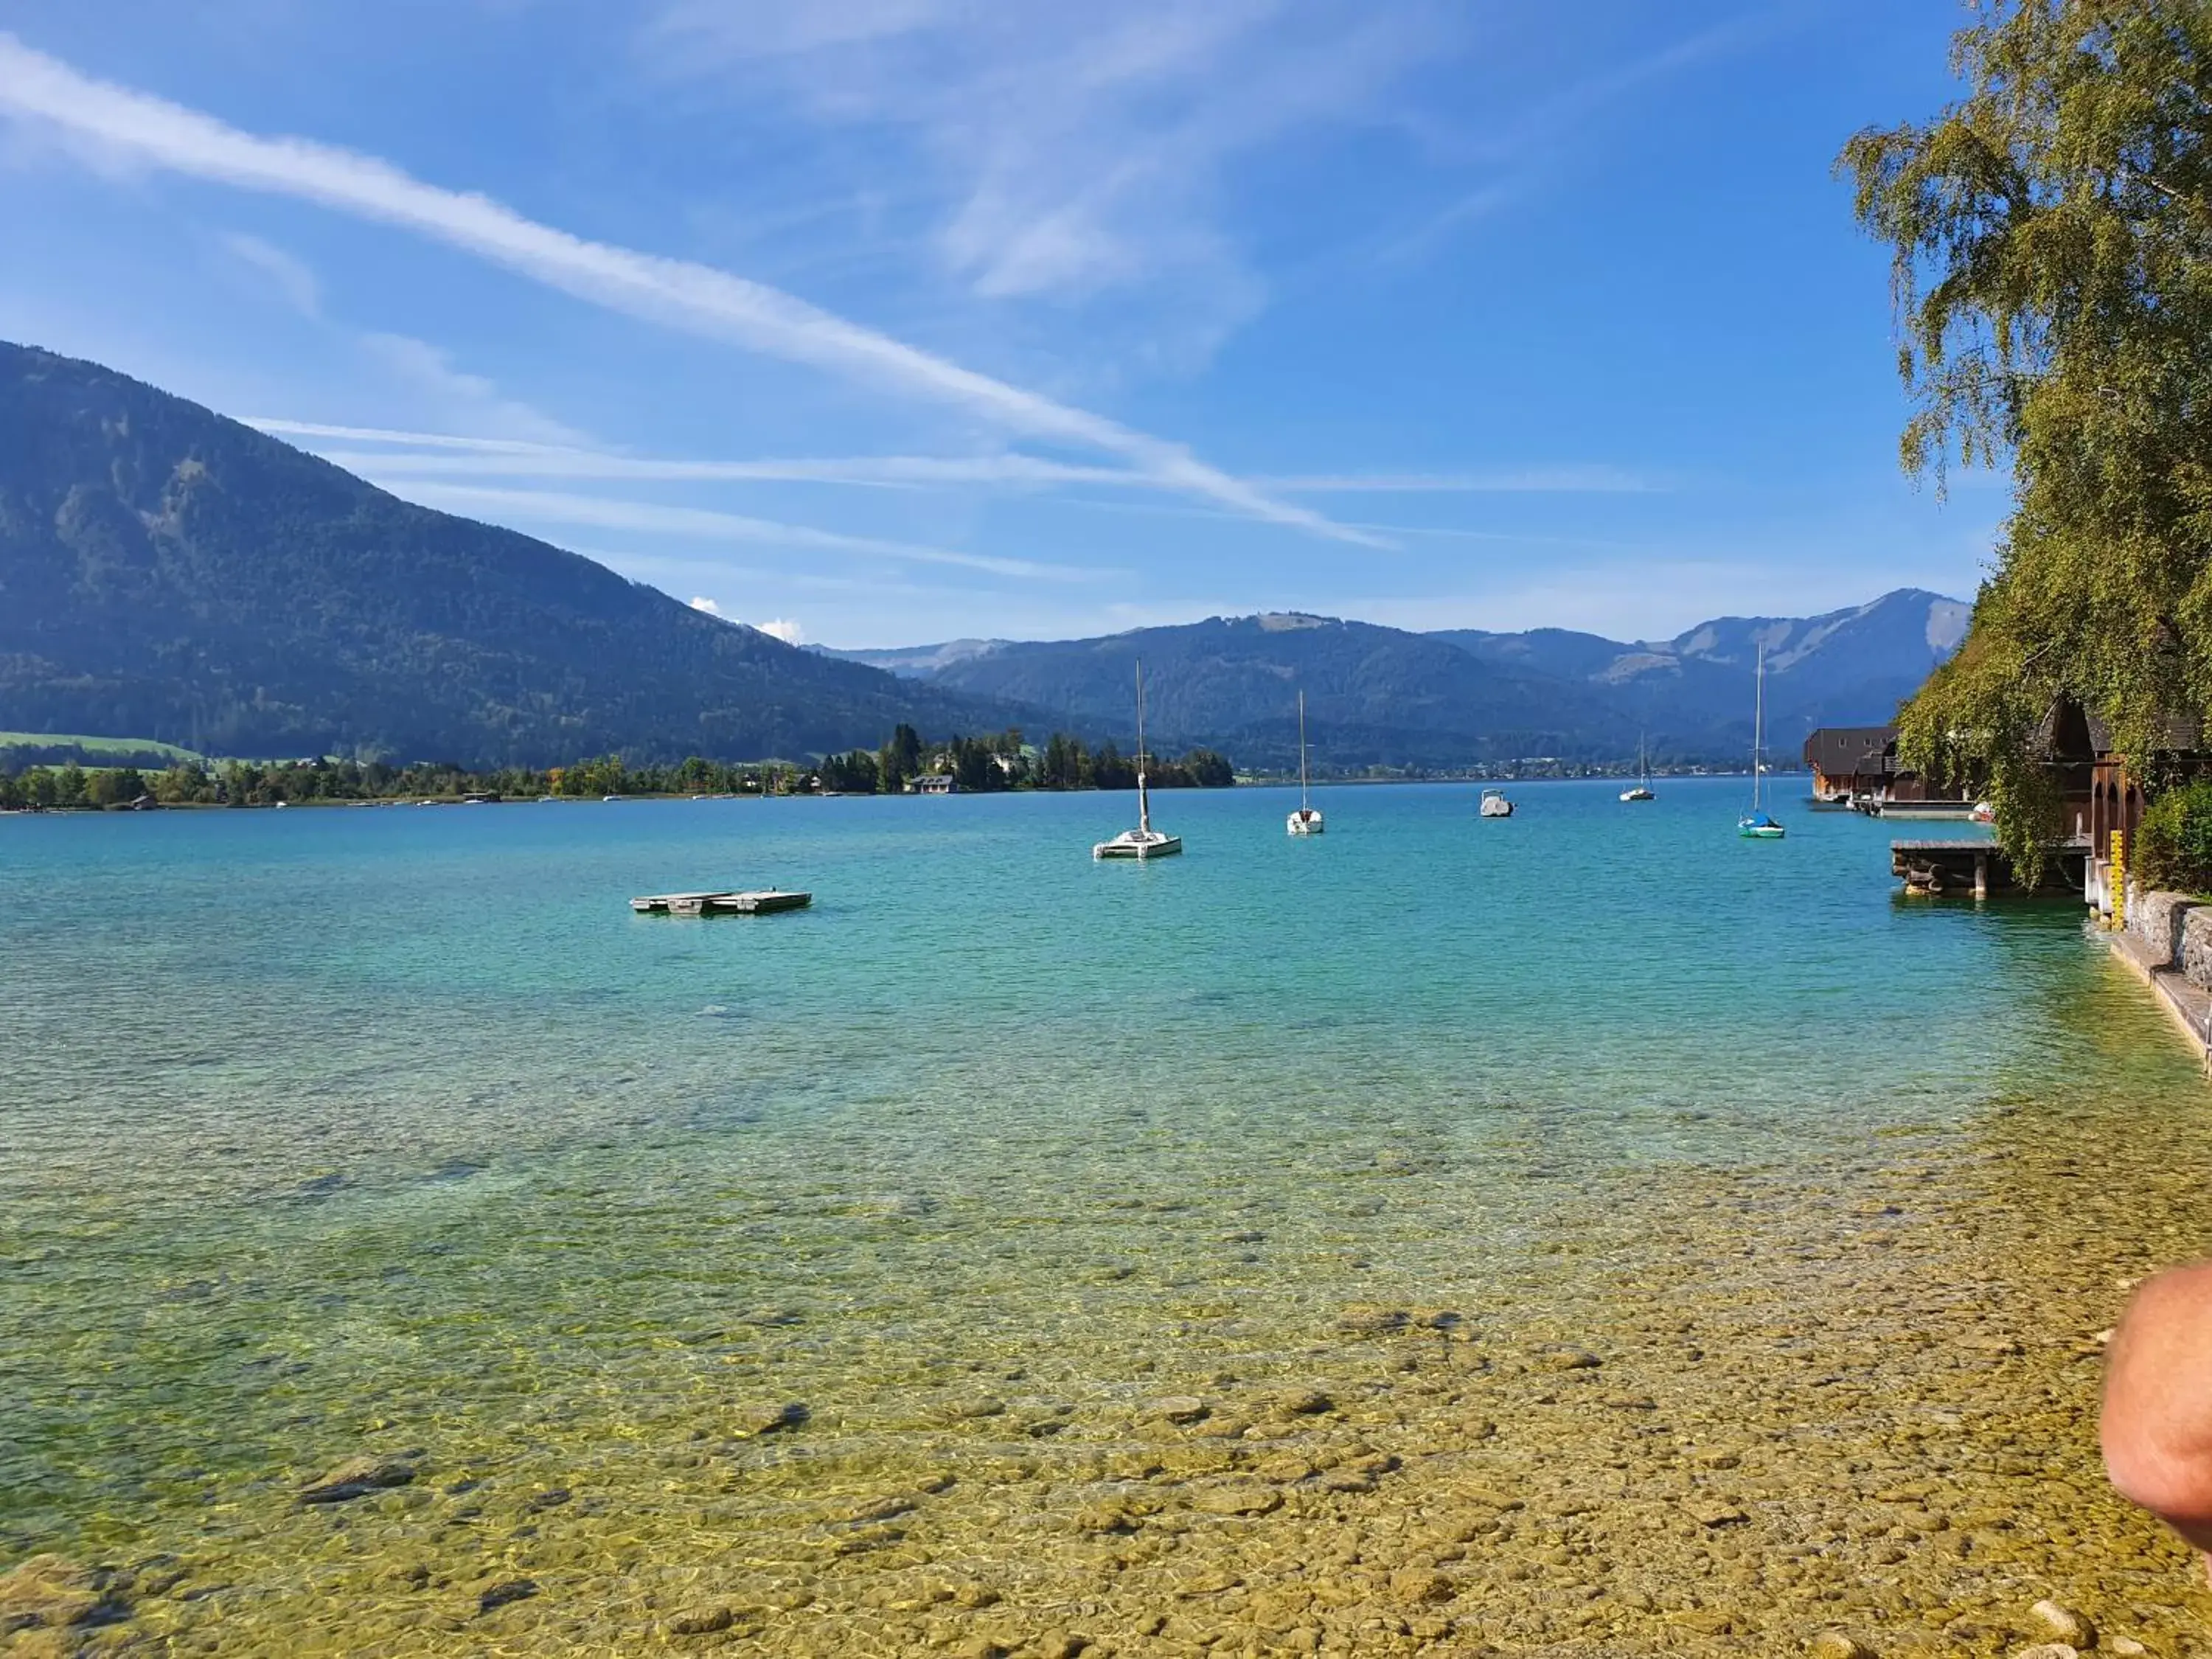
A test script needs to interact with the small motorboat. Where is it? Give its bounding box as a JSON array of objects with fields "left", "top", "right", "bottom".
[{"left": 1480, "top": 788, "right": 1514, "bottom": 818}]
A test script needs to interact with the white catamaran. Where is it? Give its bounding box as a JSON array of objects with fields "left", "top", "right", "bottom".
[
  {"left": 1737, "top": 647, "right": 1784, "bottom": 839},
  {"left": 1093, "top": 661, "right": 1183, "bottom": 860},
  {"left": 1287, "top": 689, "right": 1323, "bottom": 835}
]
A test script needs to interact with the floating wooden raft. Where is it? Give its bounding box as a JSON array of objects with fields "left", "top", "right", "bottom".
[{"left": 630, "top": 889, "right": 813, "bottom": 916}]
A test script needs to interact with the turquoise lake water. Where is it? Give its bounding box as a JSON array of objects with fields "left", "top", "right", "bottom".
[{"left": 2, "top": 778, "right": 2202, "bottom": 1654}]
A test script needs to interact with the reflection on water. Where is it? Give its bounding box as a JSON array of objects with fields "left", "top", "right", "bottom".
[{"left": 3, "top": 782, "right": 2209, "bottom": 1654}]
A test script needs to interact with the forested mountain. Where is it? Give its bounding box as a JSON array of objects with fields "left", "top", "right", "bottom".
[
  {"left": 848, "top": 594, "right": 1966, "bottom": 771},
  {"left": 0, "top": 342, "right": 1011, "bottom": 765},
  {"left": 917, "top": 613, "right": 1642, "bottom": 770}
]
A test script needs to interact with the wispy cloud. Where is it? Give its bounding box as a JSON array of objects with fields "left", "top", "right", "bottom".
[
  {"left": 0, "top": 31, "right": 1374, "bottom": 547},
  {"left": 246, "top": 419, "right": 574, "bottom": 455},
  {"left": 310, "top": 444, "right": 1134, "bottom": 490},
  {"left": 247, "top": 420, "right": 1656, "bottom": 499},
  {"left": 1266, "top": 467, "right": 1662, "bottom": 495},
  {"left": 217, "top": 230, "right": 321, "bottom": 317},
  {"left": 376, "top": 480, "right": 1092, "bottom": 582},
  {"left": 1377, "top": 11, "right": 1787, "bottom": 264},
  {"left": 356, "top": 333, "right": 592, "bottom": 447},
  {"left": 641, "top": 0, "right": 1459, "bottom": 374}
]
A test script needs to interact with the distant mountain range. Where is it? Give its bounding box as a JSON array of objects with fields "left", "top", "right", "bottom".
[
  {"left": 0, "top": 340, "right": 1966, "bottom": 772},
  {"left": 818, "top": 592, "right": 1969, "bottom": 771},
  {"left": 0, "top": 341, "right": 1011, "bottom": 766}
]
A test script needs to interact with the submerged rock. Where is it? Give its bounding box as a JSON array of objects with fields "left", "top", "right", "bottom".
[
  {"left": 1388, "top": 1568, "right": 1455, "bottom": 1604},
  {"left": 0, "top": 1554, "right": 123, "bottom": 1631},
  {"left": 666, "top": 1604, "right": 734, "bottom": 1635},
  {"left": 1683, "top": 1497, "right": 1748, "bottom": 1528},
  {"left": 1808, "top": 1632, "right": 1877, "bottom": 1659},
  {"left": 476, "top": 1578, "right": 538, "bottom": 1616},
  {"left": 731, "top": 1401, "right": 808, "bottom": 1438},
  {"left": 1138, "top": 1395, "right": 1210, "bottom": 1425},
  {"left": 298, "top": 1457, "right": 416, "bottom": 1504},
  {"left": 1534, "top": 1346, "right": 1602, "bottom": 1371},
  {"left": 1335, "top": 1304, "right": 1408, "bottom": 1335},
  {"left": 2028, "top": 1601, "right": 2096, "bottom": 1648},
  {"left": 1186, "top": 1484, "right": 1280, "bottom": 1516}
]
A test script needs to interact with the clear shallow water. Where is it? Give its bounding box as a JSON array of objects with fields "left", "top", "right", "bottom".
[{"left": 4, "top": 780, "right": 2211, "bottom": 1655}]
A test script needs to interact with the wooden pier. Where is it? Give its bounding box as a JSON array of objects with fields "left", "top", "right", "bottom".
[
  {"left": 1891, "top": 838, "right": 2090, "bottom": 897},
  {"left": 630, "top": 889, "right": 812, "bottom": 917},
  {"left": 1892, "top": 840, "right": 2003, "bottom": 897}
]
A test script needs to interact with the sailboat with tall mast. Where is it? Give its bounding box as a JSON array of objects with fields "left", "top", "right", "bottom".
[
  {"left": 1620, "top": 734, "right": 1655, "bottom": 802},
  {"left": 1287, "top": 690, "right": 1324, "bottom": 835},
  {"left": 1093, "top": 660, "right": 1183, "bottom": 860},
  {"left": 1737, "top": 647, "right": 1785, "bottom": 839}
]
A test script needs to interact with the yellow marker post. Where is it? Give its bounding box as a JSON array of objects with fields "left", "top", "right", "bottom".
[{"left": 2111, "top": 829, "right": 2127, "bottom": 931}]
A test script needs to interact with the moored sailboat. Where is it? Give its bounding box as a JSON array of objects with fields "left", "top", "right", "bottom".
[
  {"left": 1621, "top": 734, "right": 1655, "bottom": 802},
  {"left": 1093, "top": 661, "right": 1183, "bottom": 860},
  {"left": 1737, "top": 648, "right": 1785, "bottom": 839},
  {"left": 1287, "top": 689, "right": 1324, "bottom": 835}
]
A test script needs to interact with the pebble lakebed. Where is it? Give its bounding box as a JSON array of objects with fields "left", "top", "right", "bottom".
[{"left": 7, "top": 1064, "right": 2208, "bottom": 1658}]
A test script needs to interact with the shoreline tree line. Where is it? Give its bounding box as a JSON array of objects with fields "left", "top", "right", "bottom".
[
  {"left": 0, "top": 726, "right": 1234, "bottom": 809},
  {"left": 1843, "top": 0, "right": 2212, "bottom": 878}
]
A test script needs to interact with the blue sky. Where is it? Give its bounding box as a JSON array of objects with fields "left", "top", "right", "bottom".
[{"left": 0, "top": 1, "right": 1992, "bottom": 648}]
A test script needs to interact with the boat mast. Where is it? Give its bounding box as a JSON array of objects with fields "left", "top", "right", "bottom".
[
  {"left": 1135, "top": 659, "right": 1152, "bottom": 836},
  {"left": 1751, "top": 647, "right": 1764, "bottom": 813},
  {"left": 1298, "top": 689, "right": 1310, "bottom": 813}
]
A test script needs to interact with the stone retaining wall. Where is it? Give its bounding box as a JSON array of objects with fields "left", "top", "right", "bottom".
[
  {"left": 2186, "top": 908, "right": 2212, "bottom": 993},
  {"left": 2126, "top": 888, "right": 2212, "bottom": 993}
]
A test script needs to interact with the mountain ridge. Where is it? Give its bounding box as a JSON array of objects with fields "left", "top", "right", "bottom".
[
  {"left": 0, "top": 341, "right": 1023, "bottom": 767},
  {"left": 817, "top": 590, "right": 1968, "bottom": 768}
]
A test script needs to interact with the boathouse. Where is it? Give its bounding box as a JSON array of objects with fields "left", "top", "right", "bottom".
[
  {"left": 910, "top": 773, "right": 958, "bottom": 794},
  {"left": 2075, "top": 704, "right": 2212, "bottom": 914},
  {"left": 1804, "top": 726, "right": 1895, "bottom": 803},
  {"left": 1803, "top": 725, "right": 1976, "bottom": 808}
]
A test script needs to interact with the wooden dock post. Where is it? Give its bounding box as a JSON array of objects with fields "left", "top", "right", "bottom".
[{"left": 1973, "top": 851, "right": 1989, "bottom": 900}]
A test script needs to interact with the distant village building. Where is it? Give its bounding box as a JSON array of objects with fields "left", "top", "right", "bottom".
[{"left": 911, "top": 773, "right": 957, "bottom": 794}]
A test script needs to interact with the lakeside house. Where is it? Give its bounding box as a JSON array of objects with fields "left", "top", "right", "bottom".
[
  {"left": 910, "top": 774, "right": 957, "bottom": 794},
  {"left": 1804, "top": 726, "right": 1898, "bottom": 804},
  {"left": 1802, "top": 724, "right": 1976, "bottom": 808},
  {"left": 2067, "top": 702, "right": 2212, "bottom": 913}
]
